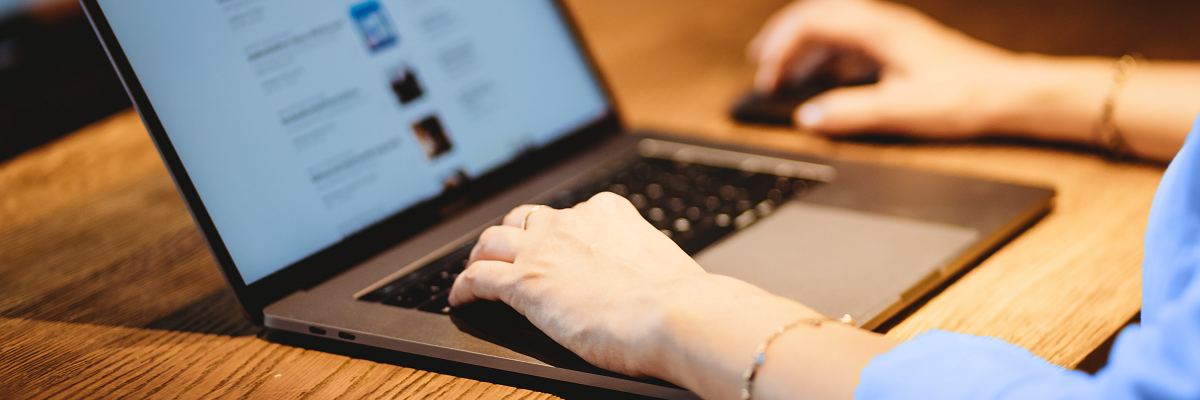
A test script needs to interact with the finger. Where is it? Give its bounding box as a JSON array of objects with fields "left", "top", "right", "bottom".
[
  {"left": 501, "top": 204, "right": 555, "bottom": 230},
  {"left": 765, "top": 44, "right": 834, "bottom": 93},
  {"left": 468, "top": 225, "right": 524, "bottom": 265},
  {"left": 448, "top": 260, "right": 518, "bottom": 307},
  {"left": 753, "top": 8, "right": 814, "bottom": 92},
  {"left": 747, "top": 1, "right": 807, "bottom": 60},
  {"left": 795, "top": 84, "right": 892, "bottom": 135},
  {"left": 755, "top": 1, "right": 905, "bottom": 92}
]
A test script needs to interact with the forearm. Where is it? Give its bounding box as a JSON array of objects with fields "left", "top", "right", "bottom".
[
  {"left": 987, "top": 55, "right": 1200, "bottom": 162},
  {"left": 650, "top": 275, "right": 897, "bottom": 400},
  {"left": 983, "top": 54, "right": 1109, "bottom": 147}
]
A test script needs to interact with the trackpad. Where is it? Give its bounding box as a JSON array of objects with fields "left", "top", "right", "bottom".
[{"left": 693, "top": 202, "right": 980, "bottom": 325}]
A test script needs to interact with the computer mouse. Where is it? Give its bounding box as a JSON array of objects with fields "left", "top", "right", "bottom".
[{"left": 731, "top": 48, "right": 880, "bottom": 126}]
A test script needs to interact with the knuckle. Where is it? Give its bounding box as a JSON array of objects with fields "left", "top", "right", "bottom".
[
  {"left": 474, "top": 239, "right": 496, "bottom": 257},
  {"left": 476, "top": 228, "right": 502, "bottom": 251},
  {"left": 462, "top": 263, "right": 497, "bottom": 289},
  {"left": 591, "top": 191, "right": 628, "bottom": 206},
  {"left": 591, "top": 191, "right": 619, "bottom": 201},
  {"left": 461, "top": 263, "right": 483, "bottom": 282}
]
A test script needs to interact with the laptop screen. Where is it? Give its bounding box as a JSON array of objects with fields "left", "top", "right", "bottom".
[{"left": 97, "top": 0, "right": 609, "bottom": 283}]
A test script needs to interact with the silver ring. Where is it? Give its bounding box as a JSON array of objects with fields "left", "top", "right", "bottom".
[{"left": 521, "top": 205, "right": 546, "bottom": 230}]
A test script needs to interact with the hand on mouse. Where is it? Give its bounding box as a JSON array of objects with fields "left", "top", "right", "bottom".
[{"left": 749, "top": 0, "right": 1070, "bottom": 140}]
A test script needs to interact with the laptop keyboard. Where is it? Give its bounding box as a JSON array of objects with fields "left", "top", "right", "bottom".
[{"left": 360, "top": 156, "right": 819, "bottom": 314}]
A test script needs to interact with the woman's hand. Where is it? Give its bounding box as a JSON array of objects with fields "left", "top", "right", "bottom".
[
  {"left": 750, "top": 0, "right": 1200, "bottom": 162},
  {"left": 750, "top": 0, "right": 1037, "bottom": 139},
  {"left": 448, "top": 193, "right": 715, "bottom": 377},
  {"left": 448, "top": 193, "right": 897, "bottom": 399}
]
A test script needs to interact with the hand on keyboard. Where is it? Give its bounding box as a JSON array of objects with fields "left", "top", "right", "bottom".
[
  {"left": 448, "top": 192, "right": 798, "bottom": 380},
  {"left": 361, "top": 157, "right": 817, "bottom": 315}
]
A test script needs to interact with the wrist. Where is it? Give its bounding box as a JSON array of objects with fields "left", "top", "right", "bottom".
[
  {"left": 648, "top": 274, "right": 815, "bottom": 397},
  {"left": 983, "top": 53, "right": 1113, "bottom": 145}
]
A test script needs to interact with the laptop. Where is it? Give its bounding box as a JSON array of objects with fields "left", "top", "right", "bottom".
[{"left": 81, "top": 0, "right": 1054, "bottom": 398}]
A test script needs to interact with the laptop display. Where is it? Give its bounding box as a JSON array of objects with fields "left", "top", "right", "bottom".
[{"left": 96, "top": 0, "right": 609, "bottom": 283}]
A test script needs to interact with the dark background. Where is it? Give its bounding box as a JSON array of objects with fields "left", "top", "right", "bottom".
[
  {"left": 0, "top": 1, "right": 130, "bottom": 162},
  {"left": 2, "top": 0, "right": 1199, "bottom": 163}
]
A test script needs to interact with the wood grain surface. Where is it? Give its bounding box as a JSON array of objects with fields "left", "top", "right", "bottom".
[{"left": 3, "top": 0, "right": 1198, "bottom": 398}]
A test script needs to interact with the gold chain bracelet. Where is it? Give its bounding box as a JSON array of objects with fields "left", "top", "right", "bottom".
[
  {"left": 740, "top": 314, "right": 854, "bottom": 400},
  {"left": 1096, "top": 54, "right": 1141, "bottom": 161}
]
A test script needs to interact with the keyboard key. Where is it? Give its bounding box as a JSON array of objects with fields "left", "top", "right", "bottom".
[
  {"left": 705, "top": 196, "right": 721, "bottom": 210},
  {"left": 382, "top": 289, "right": 426, "bottom": 308},
  {"left": 648, "top": 207, "right": 665, "bottom": 222},
  {"left": 719, "top": 185, "right": 737, "bottom": 200},
  {"left": 418, "top": 293, "right": 453, "bottom": 314},
  {"left": 768, "top": 189, "right": 783, "bottom": 204},
  {"left": 646, "top": 183, "right": 663, "bottom": 199},
  {"left": 669, "top": 197, "right": 686, "bottom": 212},
  {"left": 775, "top": 177, "right": 792, "bottom": 193}
]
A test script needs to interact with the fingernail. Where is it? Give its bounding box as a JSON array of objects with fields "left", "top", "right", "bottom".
[{"left": 797, "top": 103, "right": 824, "bottom": 128}]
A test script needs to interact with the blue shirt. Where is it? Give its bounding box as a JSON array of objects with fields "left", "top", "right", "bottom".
[{"left": 856, "top": 115, "right": 1200, "bottom": 400}]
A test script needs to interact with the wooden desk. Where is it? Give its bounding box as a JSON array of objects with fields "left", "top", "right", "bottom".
[{"left": 3, "top": 0, "right": 1188, "bottom": 397}]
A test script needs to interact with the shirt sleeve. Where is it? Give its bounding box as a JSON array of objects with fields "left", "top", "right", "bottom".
[
  {"left": 855, "top": 115, "right": 1200, "bottom": 400},
  {"left": 855, "top": 310, "right": 1200, "bottom": 400}
]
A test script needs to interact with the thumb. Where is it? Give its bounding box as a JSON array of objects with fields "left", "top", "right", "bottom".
[{"left": 795, "top": 85, "right": 892, "bottom": 135}]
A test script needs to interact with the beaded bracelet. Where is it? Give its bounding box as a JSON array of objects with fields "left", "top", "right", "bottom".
[{"left": 740, "top": 314, "right": 855, "bottom": 400}]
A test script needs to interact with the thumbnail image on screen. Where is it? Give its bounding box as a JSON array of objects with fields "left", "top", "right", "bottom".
[
  {"left": 351, "top": 1, "right": 398, "bottom": 53},
  {"left": 389, "top": 65, "right": 424, "bottom": 104},
  {"left": 411, "top": 115, "right": 453, "bottom": 160}
]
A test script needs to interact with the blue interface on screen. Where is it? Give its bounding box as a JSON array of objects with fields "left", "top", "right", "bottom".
[{"left": 97, "top": 0, "right": 609, "bottom": 283}]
